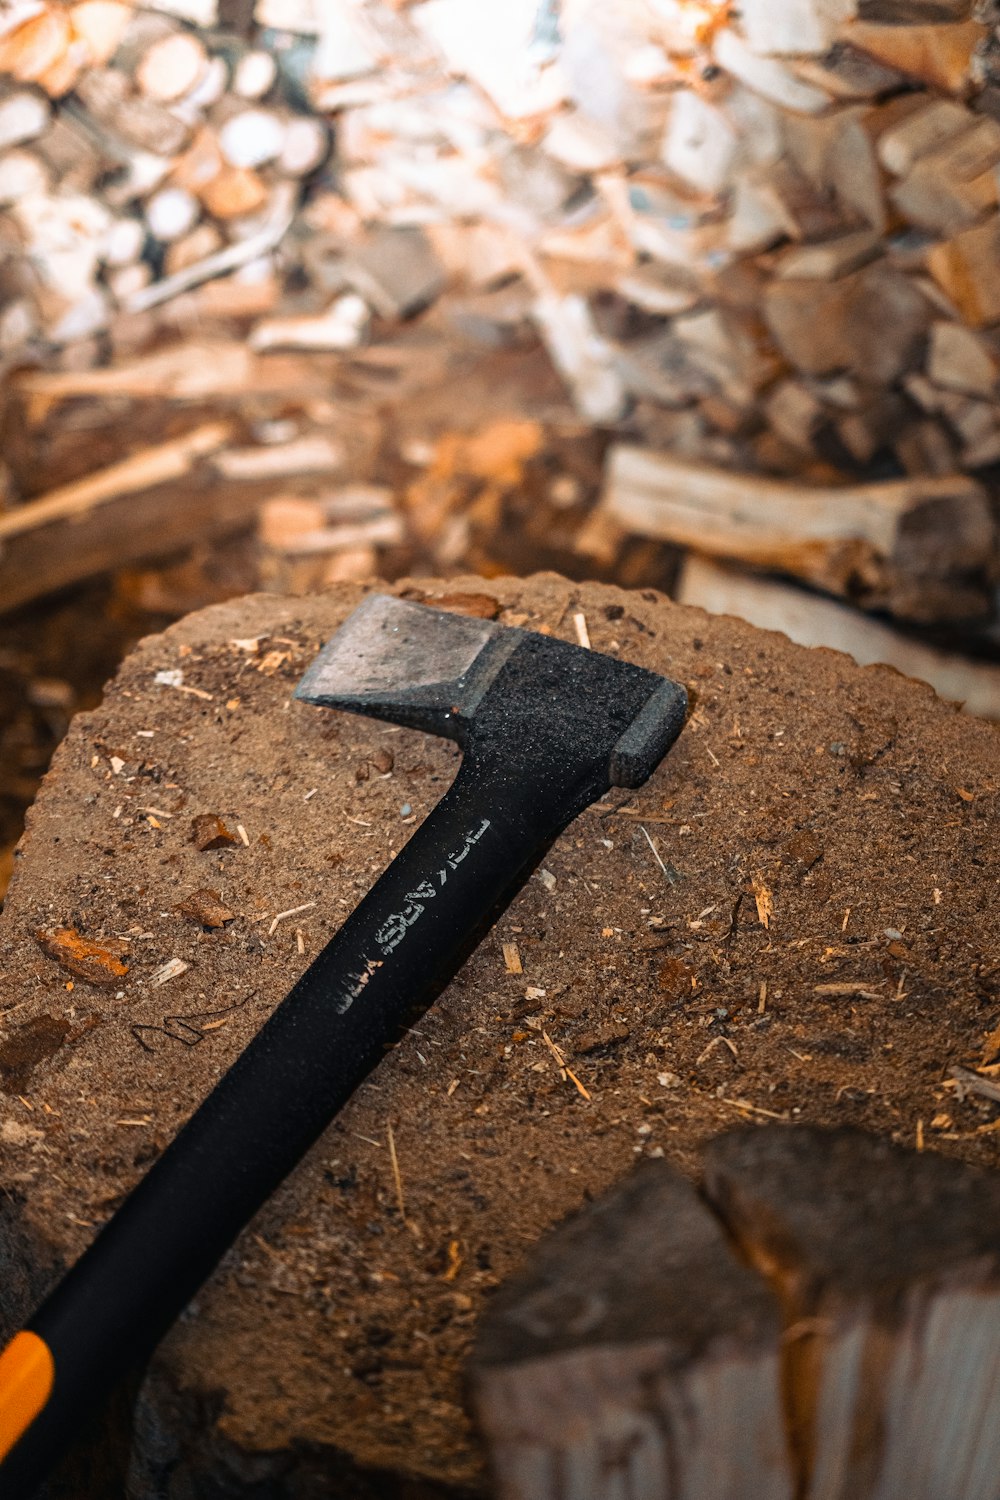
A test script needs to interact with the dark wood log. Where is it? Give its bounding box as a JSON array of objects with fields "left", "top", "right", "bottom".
[
  {"left": 703, "top": 1126, "right": 1000, "bottom": 1500},
  {"left": 471, "top": 1161, "right": 792, "bottom": 1500},
  {"left": 472, "top": 1125, "right": 1000, "bottom": 1499}
]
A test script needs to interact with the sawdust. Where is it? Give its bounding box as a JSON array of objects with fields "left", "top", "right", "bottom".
[{"left": 0, "top": 573, "right": 998, "bottom": 1496}]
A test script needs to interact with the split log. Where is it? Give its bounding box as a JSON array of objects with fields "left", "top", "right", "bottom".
[
  {"left": 471, "top": 1162, "right": 792, "bottom": 1500},
  {"left": 473, "top": 1128, "right": 1000, "bottom": 1500},
  {"left": 703, "top": 1127, "right": 1000, "bottom": 1500},
  {"left": 9, "top": 338, "right": 341, "bottom": 407},
  {"left": 602, "top": 445, "right": 997, "bottom": 623},
  {"left": 0, "top": 423, "right": 234, "bottom": 615},
  {"left": 927, "top": 217, "right": 1000, "bottom": 330},
  {"left": 676, "top": 555, "right": 1000, "bottom": 720},
  {"left": 248, "top": 293, "right": 370, "bottom": 352}
]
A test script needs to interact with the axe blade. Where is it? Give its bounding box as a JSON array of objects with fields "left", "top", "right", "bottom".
[{"left": 294, "top": 593, "right": 520, "bottom": 740}]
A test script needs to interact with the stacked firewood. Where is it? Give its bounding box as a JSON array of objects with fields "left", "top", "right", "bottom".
[{"left": 0, "top": 0, "right": 998, "bottom": 712}]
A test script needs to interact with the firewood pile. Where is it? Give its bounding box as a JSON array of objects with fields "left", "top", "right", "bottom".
[{"left": 0, "top": 0, "right": 999, "bottom": 713}]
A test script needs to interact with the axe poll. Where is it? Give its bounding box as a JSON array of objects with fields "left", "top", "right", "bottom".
[{"left": 0, "top": 593, "right": 687, "bottom": 1493}]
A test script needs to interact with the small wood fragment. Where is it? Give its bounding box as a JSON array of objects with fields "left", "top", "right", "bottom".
[
  {"left": 190, "top": 813, "right": 236, "bottom": 852},
  {"left": 152, "top": 958, "right": 190, "bottom": 986},
  {"left": 174, "top": 889, "right": 235, "bottom": 928},
  {"left": 36, "top": 926, "right": 128, "bottom": 984},
  {"left": 502, "top": 942, "right": 523, "bottom": 975}
]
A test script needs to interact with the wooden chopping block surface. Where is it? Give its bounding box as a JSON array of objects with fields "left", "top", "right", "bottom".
[{"left": 0, "top": 573, "right": 998, "bottom": 1497}]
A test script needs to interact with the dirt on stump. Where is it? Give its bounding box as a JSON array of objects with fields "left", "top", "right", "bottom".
[{"left": 0, "top": 573, "right": 998, "bottom": 1498}]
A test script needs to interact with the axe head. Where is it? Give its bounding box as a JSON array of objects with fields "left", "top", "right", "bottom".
[{"left": 295, "top": 594, "right": 687, "bottom": 789}]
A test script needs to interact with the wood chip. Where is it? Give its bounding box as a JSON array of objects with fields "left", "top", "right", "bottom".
[
  {"left": 36, "top": 926, "right": 128, "bottom": 984},
  {"left": 813, "top": 982, "right": 883, "bottom": 999},
  {"left": 502, "top": 942, "right": 523, "bottom": 975},
  {"left": 174, "top": 889, "right": 235, "bottom": 928},
  {"left": 152, "top": 957, "right": 190, "bottom": 985},
  {"left": 752, "top": 876, "right": 774, "bottom": 929},
  {"left": 190, "top": 813, "right": 237, "bottom": 851}
]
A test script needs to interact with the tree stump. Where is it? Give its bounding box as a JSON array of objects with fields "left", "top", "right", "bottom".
[
  {"left": 0, "top": 574, "right": 997, "bottom": 1497},
  {"left": 472, "top": 1127, "right": 1000, "bottom": 1500}
]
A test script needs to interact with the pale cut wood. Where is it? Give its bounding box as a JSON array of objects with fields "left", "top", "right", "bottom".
[
  {"left": 136, "top": 31, "right": 207, "bottom": 102},
  {"left": 0, "top": 147, "right": 50, "bottom": 203},
  {"left": 69, "top": 0, "right": 132, "bottom": 66},
  {"left": 703, "top": 1128, "right": 1000, "bottom": 1500},
  {"left": 471, "top": 1161, "right": 792, "bottom": 1500},
  {"left": 0, "top": 89, "right": 50, "bottom": 151},
  {"left": 676, "top": 555, "right": 1000, "bottom": 720},
  {"left": 10, "top": 340, "right": 345, "bottom": 410},
  {"left": 145, "top": 185, "right": 200, "bottom": 242},
  {"left": 232, "top": 48, "right": 278, "bottom": 100},
  {"left": 277, "top": 116, "right": 328, "bottom": 177},
  {"left": 713, "top": 28, "right": 832, "bottom": 113},
  {"left": 101, "top": 215, "right": 146, "bottom": 268},
  {"left": 736, "top": 0, "right": 857, "bottom": 56},
  {"left": 210, "top": 435, "right": 345, "bottom": 481},
  {"left": 602, "top": 445, "right": 996, "bottom": 621},
  {"left": 218, "top": 108, "right": 286, "bottom": 169},
  {"left": 248, "top": 294, "right": 370, "bottom": 352}
]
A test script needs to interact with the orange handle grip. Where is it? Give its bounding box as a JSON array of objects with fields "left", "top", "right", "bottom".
[{"left": 0, "top": 1332, "right": 54, "bottom": 1463}]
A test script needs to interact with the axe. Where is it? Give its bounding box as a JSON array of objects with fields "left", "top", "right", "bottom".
[{"left": 0, "top": 593, "right": 687, "bottom": 1493}]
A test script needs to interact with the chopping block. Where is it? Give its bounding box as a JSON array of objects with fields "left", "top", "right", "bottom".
[{"left": 0, "top": 573, "right": 997, "bottom": 1498}]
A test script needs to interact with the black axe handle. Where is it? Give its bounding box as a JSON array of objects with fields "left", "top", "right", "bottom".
[
  {"left": 0, "top": 608, "right": 687, "bottom": 1494},
  {"left": 0, "top": 741, "right": 603, "bottom": 1493}
]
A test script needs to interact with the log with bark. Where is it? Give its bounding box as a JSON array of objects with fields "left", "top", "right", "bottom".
[
  {"left": 601, "top": 446, "right": 998, "bottom": 625},
  {"left": 471, "top": 1127, "right": 1000, "bottom": 1500},
  {"left": 677, "top": 555, "right": 1000, "bottom": 721}
]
